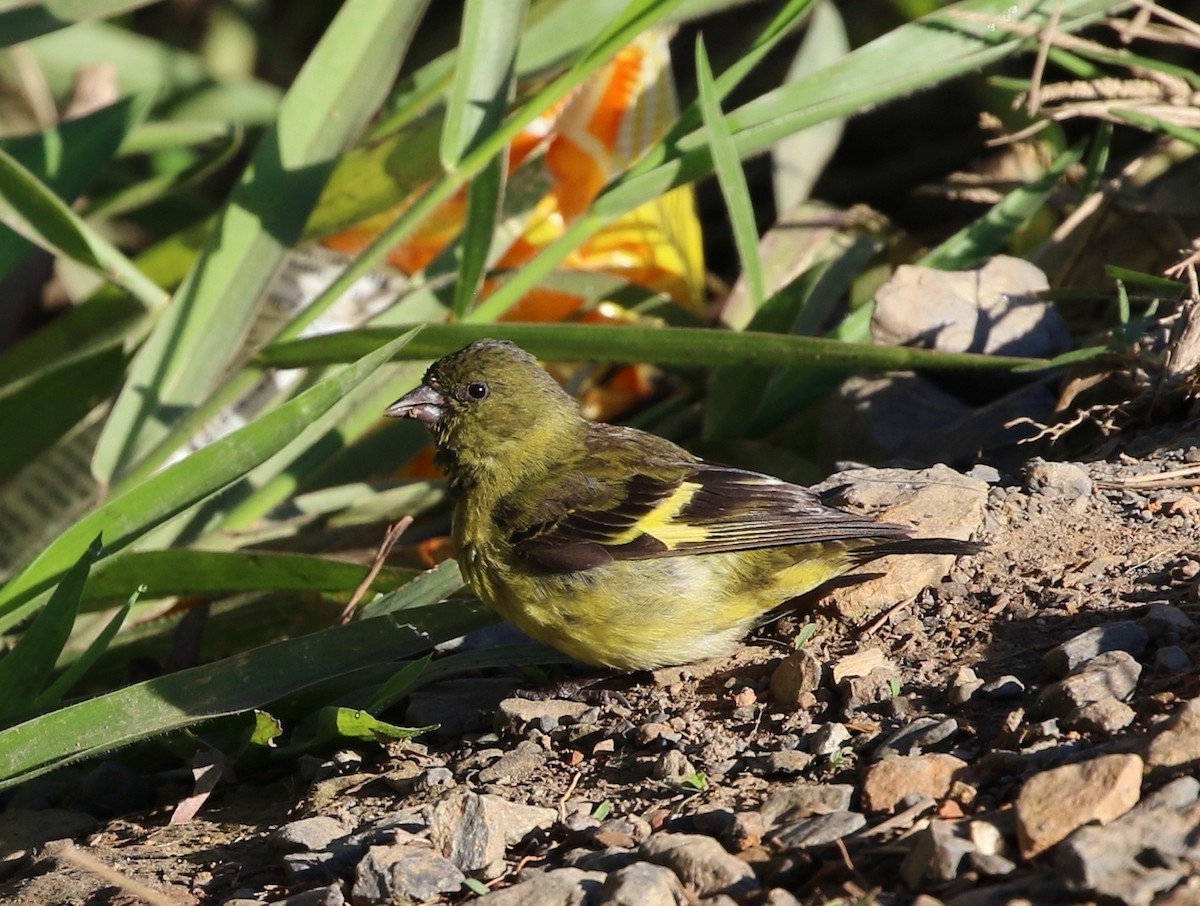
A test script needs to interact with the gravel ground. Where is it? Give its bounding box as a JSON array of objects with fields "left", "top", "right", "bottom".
[{"left": 4, "top": 421, "right": 1200, "bottom": 906}]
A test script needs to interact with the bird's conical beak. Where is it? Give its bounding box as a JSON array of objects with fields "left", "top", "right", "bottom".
[{"left": 384, "top": 384, "right": 446, "bottom": 426}]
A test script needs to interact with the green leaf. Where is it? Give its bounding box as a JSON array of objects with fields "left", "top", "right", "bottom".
[
  {"left": 920, "top": 143, "right": 1085, "bottom": 270},
  {"left": 440, "top": 0, "right": 528, "bottom": 167},
  {"left": 0, "top": 0, "right": 162, "bottom": 48},
  {"left": 0, "top": 598, "right": 491, "bottom": 790},
  {"left": 25, "top": 22, "right": 281, "bottom": 125},
  {"left": 466, "top": 0, "right": 1115, "bottom": 322},
  {"left": 359, "top": 559, "right": 466, "bottom": 619},
  {"left": 1104, "top": 267, "right": 1184, "bottom": 294},
  {"left": 0, "top": 144, "right": 169, "bottom": 309},
  {"left": 0, "top": 535, "right": 101, "bottom": 723},
  {"left": 31, "top": 590, "right": 136, "bottom": 712},
  {"left": 83, "top": 549, "right": 413, "bottom": 606},
  {"left": 696, "top": 36, "right": 764, "bottom": 309},
  {"left": 0, "top": 345, "right": 126, "bottom": 487},
  {"left": 366, "top": 655, "right": 431, "bottom": 714},
  {"left": 771, "top": 0, "right": 848, "bottom": 212},
  {"left": 263, "top": 321, "right": 1049, "bottom": 373},
  {"left": 93, "top": 0, "right": 431, "bottom": 484},
  {"left": 0, "top": 95, "right": 152, "bottom": 282},
  {"left": 0, "top": 330, "right": 419, "bottom": 635},
  {"left": 249, "top": 710, "right": 284, "bottom": 748},
  {"left": 313, "top": 707, "right": 432, "bottom": 744}
]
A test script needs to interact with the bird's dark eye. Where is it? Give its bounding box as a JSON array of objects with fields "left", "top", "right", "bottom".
[{"left": 465, "top": 381, "right": 490, "bottom": 401}]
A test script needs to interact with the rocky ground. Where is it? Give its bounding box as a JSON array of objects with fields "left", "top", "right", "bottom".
[{"left": 4, "top": 419, "right": 1200, "bottom": 906}]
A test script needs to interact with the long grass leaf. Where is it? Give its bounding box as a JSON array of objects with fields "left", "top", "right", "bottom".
[
  {"left": 0, "top": 536, "right": 101, "bottom": 723},
  {"left": 0, "top": 331, "right": 418, "bottom": 635},
  {"left": 93, "top": 0, "right": 430, "bottom": 484},
  {"left": 263, "top": 321, "right": 1048, "bottom": 372},
  {"left": 0, "top": 599, "right": 491, "bottom": 789}
]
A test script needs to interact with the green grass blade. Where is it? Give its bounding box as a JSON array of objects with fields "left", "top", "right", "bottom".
[
  {"left": 0, "top": 0, "right": 162, "bottom": 48},
  {"left": 696, "top": 36, "right": 764, "bottom": 309},
  {"left": 25, "top": 21, "right": 281, "bottom": 124},
  {"left": 32, "top": 591, "right": 135, "bottom": 712},
  {"left": 0, "top": 599, "right": 491, "bottom": 790},
  {"left": 0, "top": 346, "right": 126, "bottom": 487},
  {"left": 92, "top": 0, "right": 430, "bottom": 484},
  {"left": 0, "top": 330, "right": 418, "bottom": 635},
  {"left": 359, "top": 559, "right": 466, "bottom": 619},
  {"left": 920, "top": 143, "right": 1085, "bottom": 269},
  {"left": 0, "top": 95, "right": 152, "bottom": 282},
  {"left": 0, "top": 535, "right": 101, "bottom": 724},
  {"left": 440, "top": 0, "right": 528, "bottom": 167},
  {"left": 467, "top": 0, "right": 1114, "bottom": 321},
  {"left": 263, "top": 321, "right": 1049, "bottom": 372},
  {"left": 0, "top": 145, "right": 169, "bottom": 309},
  {"left": 83, "top": 549, "right": 413, "bottom": 606}
]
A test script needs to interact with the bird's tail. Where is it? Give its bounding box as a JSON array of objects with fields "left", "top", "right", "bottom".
[{"left": 849, "top": 536, "right": 982, "bottom": 566}]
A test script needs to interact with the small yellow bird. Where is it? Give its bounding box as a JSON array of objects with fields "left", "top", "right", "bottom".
[{"left": 386, "top": 339, "right": 978, "bottom": 670}]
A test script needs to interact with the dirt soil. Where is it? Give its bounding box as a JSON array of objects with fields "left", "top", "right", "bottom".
[{"left": 4, "top": 420, "right": 1200, "bottom": 906}]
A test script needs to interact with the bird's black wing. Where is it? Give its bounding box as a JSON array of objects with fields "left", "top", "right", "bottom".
[{"left": 507, "top": 458, "right": 911, "bottom": 572}]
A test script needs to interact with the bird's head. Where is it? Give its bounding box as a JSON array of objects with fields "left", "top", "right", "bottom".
[{"left": 385, "top": 339, "right": 580, "bottom": 481}]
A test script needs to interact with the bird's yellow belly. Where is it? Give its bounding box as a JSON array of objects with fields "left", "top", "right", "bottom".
[{"left": 463, "top": 549, "right": 842, "bottom": 671}]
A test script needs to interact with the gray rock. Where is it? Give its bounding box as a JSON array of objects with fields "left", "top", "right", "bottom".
[
  {"left": 463, "top": 867, "right": 603, "bottom": 905},
  {"left": 478, "top": 741, "right": 546, "bottom": 785},
  {"left": 876, "top": 717, "right": 958, "bottom": 758},
  {"left": 1037, "top": 650, "right": 1142, "bottom": 717},
  {"left": 269, "top": 816, "right": 349, "bottom": 853},
  {"left": 1056, "top": 787, "right": 1200, "bottom": 905},
  {"left": 563, "top": 846, "right": 640, "bottom": 873},
  {"left": 639, "top": 833, "right": 759, "bottom": 898},
  {"left": 872, "top": 256, "right": 1062, "bottom": 357},
  {"left": 839, "top": 665, "right": 904, "bottom": 713},
  {"left": 1024, "top": 459, "right": 1093, "bottom": 499},
  {"left": 759, "top": 783, "right": 854, "bottom": 828},
  {"left": 652, "top": 749, "right": 697, "bottom": 783},
  {"left": 349, "top": 810, "right": 426, "bottom": 847},
  {"left": 1043, "top": 623, "right": 1149, "bottom": 677},
  {"left": 1016, "top": 753, "right": 1143, "bottom": 859},
  {"left": 276, "top": 884, "right": 345, "bottom": 906},
  {"left": 815, "top": 465, "right": 987, "bottom": 624},
  {"left": 980, "top": 675, "right": 1025, "bottom": 699},
  {"left": 969, "top": 851, "right": 1018, "bottom": 877},
  {"left": 809, "top": 722, "right": 850, "bottom": 756},
  {"left": 749, "top": 750, "right": 814, "bottom": 777},
  {"left": 283, "top": 842, "right": 365, "bottom": 886},
  {"left": 770, "top": 649, "right": 824, "bottom": 707},
  {"left": 967, "top": 464, "right": 1002, "bottom": 483},
  {"left": 1146, "top": 697, "right": 1200, "bottom": 768},
  {"left": 351, "top": 844, "right": 465, "bottom": 905},
  {"left": 722, "top": 811, "right": 766, "bottom": 851},
  {"left": 947, "top": 666, "right": 984, "bottom": 706},
  {"left": 900, "top": 819, "right": 975, "bottom": 886},
  {"left": 1066, "top": 697, "right": 1136, "bottom": 733},
  {"left": 413, "top": 767, "right": 455, "bottom": 792},
  {"left": 592, "top": 862, "right": 688, "bottom": 906},
  {"left": 861, "top": 754, "right": 966, "bottom": 814},
  {"left": 497, "top": 698, "right": 592, "bottom": 733},
  {"left": 598, "top": 815, "right": 652, "bottom": 845},
  {"left": 427, "top": 790, "right": 556, "bottom": 873},
  {"left": 1139, "top": 604, "right": 1195, "bottom": 643},
  {"left": 767, "top": 810, "right": 866, "bottom": 850},
  {"left": 1156, "top": 645, "right": 1192, "bottom": 672}
]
